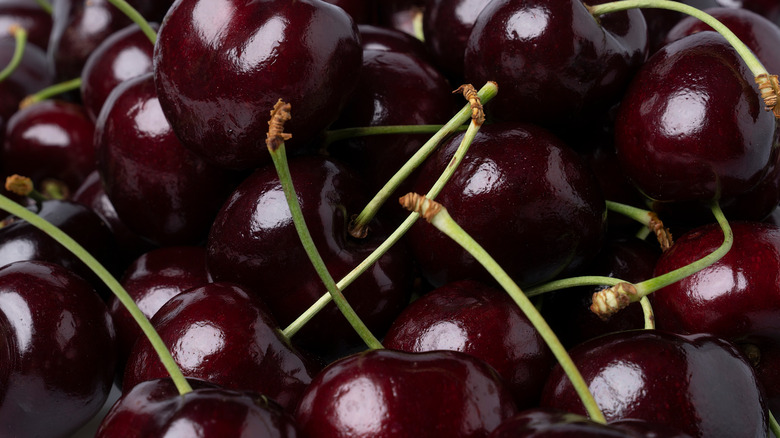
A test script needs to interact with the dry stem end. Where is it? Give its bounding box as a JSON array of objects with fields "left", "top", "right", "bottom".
[
  {"left": 399, "top": 193, "right": 442, "bottom": 222},
  {"left": 590, "top": 282, "right": 638, "bottom": 321},
  {"left": 756, "top": 74, "right": 780, "bottom": 119},
  {"left": 266, "top": 99, "right": 292, "bottom": 151},
  {"left": 648, "top": 212, "right": 673, "bottom": 252},
  {"left": 453, "top": 84, "right": 485, "bottom": 125},
  {"left": 5, "top": 174, "right": 32, "bottom": 196}
]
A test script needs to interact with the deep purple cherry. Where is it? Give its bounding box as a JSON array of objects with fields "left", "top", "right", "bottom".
[{"left": 0, "top": 0, "right": 52, "bottom": 50}]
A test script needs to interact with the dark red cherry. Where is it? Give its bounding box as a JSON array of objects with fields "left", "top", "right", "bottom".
[
  {"left": 123, "top": 282, "right": 319, "bottom": 411},
  {"left": 651, "top": 221, "right": 780, "bottom": 413},
  {"left": 357, "top": 24, "right": 430, "bottom": 61},
  {"left": 377, "top": 0, "right": 424, "bottom": 37},
  {"left": 408, "top": 122, "right": 606, "bottom": 288},
  {"left": 97, "top": 378, "right": 300, "bottom": 437},
  {"left": 666, "top": 7, "right": 780, "bottom": 74},
  {"left": 0, "top": 260, "right": 116, "bottom": 438},
  {"left": 206, "top": 155, "right": 413, "bottom": 356},
  {"left": 0, "top": 36, "right": 51, "bottom": 143},
  {"left": 614, "top": 31, "right": 776, "bottom": 203},
  {"left": 384, "top": 279, "right": 554, "bottom": 409},
  {"left": 464, "top": 0, "right": 648, "bottom": 129},
  {"left": 80, "top": 22, "right": 158, "bottom": 121},
  {"left": 0, "top": 0, "right": 53, "bottom": 50},
  {"left": 541, "top": 330, "right": 768, "bottom": 438},
  {"left": 95, "top": 72, "right": 239, "bottom": 246},
  {"left": 295, "top": 349, "right": 519, "bottom": 438},
  {"left": 422, "top": 0, "right": 491, "bottom": 83},
  {"left": 153, "top": 0, "right": 363, "bottom": 170},
  {"left": 2, "top": 100, "right": 95, "bottom": 192},
  {"left": 108, "top": 246, "right": 211, "bottom": 368}
]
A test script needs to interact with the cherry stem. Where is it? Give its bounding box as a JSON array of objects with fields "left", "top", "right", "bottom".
[
  {"left": 323, "top": 124, "right": 466, "bottom": 148},
  {"left": 20, "top": 78, "right": 81, "bottom": 109},
  {"left": 35, "top": 0, "right": 52, "bottom": 14},
  {"left": 284, "top": 87, "right": 488, "bottom": 338},
  {"left": 591, "top": 201, "right": 732, "bottom": 319},
  {"left": 769, "top": 410, "right": 780, "bottom": 437},
  {"left": 0, "top": 25, "right": 26, "bottom": 83},
  {"left": 587, "top": 0, "right": 766, "bottom": 77},
  {"left": 266, "top": 100, "right": 383, "bottom": 350},
  {"left": 0, "top": 193, "right": 193, "bottom": 395},
  {"left": 639, "top": 297, "right": 655, "bottom": 329},
  {"left": 399, "top": 193, "right": 607, "bottom": 424},
  {"left": 526, "top": 276, "right": 624, "bottom": 297},
  {"left": 606, "top": 200, "right": 673, "bottom": 251},
  {"left": 349, "top": 81, "right": 498, "bottom": 238},
  {"left": 105, "top": 0, "right": 156, "bottom": 44}
]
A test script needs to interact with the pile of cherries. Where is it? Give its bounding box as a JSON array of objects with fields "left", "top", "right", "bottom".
[{"left": 2, "top": 0, "right": 780, "bottom": 436}]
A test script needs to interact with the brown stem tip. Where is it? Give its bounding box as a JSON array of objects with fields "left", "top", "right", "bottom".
[
  {"left": 590, "top": 282, "right": 638, "bottom": 321},
  {"left": 399, "top": 193, "right": 442, "bottom": 222},
  {"left": 756, "top": 73, "right": 780, "bottom": 119},
  {"left": 453, "top": 84, "right": 485, "bottom": 125},
  {"left": 266, "top": 99, "right": 292, "bottom": 151},
  {"left": 647, "top": 212, "right": 673, "bottom": 252},
  {"left": 5, "top": 174, "right": 32, "bottom": 196}
]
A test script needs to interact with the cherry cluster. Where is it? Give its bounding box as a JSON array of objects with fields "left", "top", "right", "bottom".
[{"left": 0, "top": 0, "right": 780, "bottom": 437}]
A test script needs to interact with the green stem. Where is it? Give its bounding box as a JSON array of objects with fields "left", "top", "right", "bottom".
[
  {"left": 639, "top": 297, "right": 655, "bottom": 329},
  {"left": 525, "top": 276, "right": 623, "bottom": 297},
  {"left": 323, "top": 124, "right": 464, "bottom": 147},
  {"left": 769, "top": 410, "right": 780, "bottom": 438},
  {"left": 0, "top": 194, "right": 192, "bottom": 395},
  {"left": 268, "top": 141, "right": 383, "bottom": 350},
  {"left": 606, "top": 200, "right": 654, "bottom": 226},
  {"left": 633, "top": 201, "right": 731, "bottom": 298},
  {"left": 0, "top": 25, "right": 26, "bottom": 83},
  {"left": 20, "top": 78, "right": 82, "bottom": 108},
  {"left": 588, "top": 0, "right": 766, "bottom": 76},
  {"left": 284, "top": 115, "right": 485, "bottom": 338},
  {"left": 105, "top": 0, "right": 156, "bottom": 45},
  {"left": 349, "top": 81, "right": 498, "bottom": 237},
  {"left": 413, "top": 197, "right": 606, "bottom": 423},
  {"left": 35, "top": 0, "right": 52, "bottom": 14}
]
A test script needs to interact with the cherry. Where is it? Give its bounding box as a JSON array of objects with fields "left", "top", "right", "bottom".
[
  {"left": 651, "top": 221, "right": 780, "bottom": 413},
  {"left": 614, "top": 31, "right": 776, "bottom": 203},
  {"left": 108, "top": 246, "right": 212, "bottom": 369},
  {"left": 0, "top": 0, "right": 52, "bottom": 50},
  {"left": 376, "top": 0, "right": 424, "bottom": 37},
  {"left": 0, "top": 260, "right": 116, "bottom": 438},
  {"left": 0, "top": 36, "right": 51, "bottom": 143},
  {"left": 153, "top": 0, "right": 363, "bottom": 170},
  {"left": 206, "top": 155, "right": 413, "bottom": 355},
  {"left": 384, "top": 279, "right": 554, "bottom": 409},
  {"left": 463, "top": 0, "right": 648, "bottom": 130},
  {"left": 541, "top": 330, "right": 768, "bottom": 438},
  {"left": 80, "top": 22, "right": 158, "bottom": 121},
  {"left": 95, "top": 72, "right": 239, "bottom": 246},
  {"left": 295, "top": 349, "right": 519, "bottom": 437},
  {"left": 408, "top": 122, "right": 606, "bottom": 288},
  {"left": 97, "top": 378, "right": 300, "bottom": 437},
  {"left": 123, "top": 281, "right": 319, "bottom": 411},
  {"left": 357, "top": 24, "right": 430, "bottom": 61},
  {"left": 2, "top": 99, "right": 95, "bottom": 193}
]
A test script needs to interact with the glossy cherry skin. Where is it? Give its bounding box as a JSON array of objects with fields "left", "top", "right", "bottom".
[
  {"left": 541, "top": 330, "right": 768, "bottom": 438},
  {"left": 0, "top": 0, "right": 53, "bottom": 50},
  {"left": 80, "top": 23, "right": 158, "bottom": 121},
  {"left": 153, "top": 0, "right": 363, "bottom": 170},
  {"left": 384, "top": 279, "right": 554, "bottom": 409},
  {"left": 0, "top": 260, "right": 116, "bottom": 438},
  {"left": 422, "top": 0, "right": 491, "bottom": 83},
  {"left": 542, "top": 237, "right": 657, "bottom": 348},
  {"left": 0, "top": 199, "right": 114, "bottom": 296},
  {"left": 464, "top": 0, "right": 647, "bottom": 129},
  {"left": 96, "top": 72, "right": 239, "bottom": 246},
  {"left": 97, "top": 378, "right": 300, "bottom": 437},
  {"left": 328, "top": 48, "right": 455, "bottom": 197},
  {"left": 651, "top": 221, "right": 780, "bottom": 413},
  {"left": 408, "top": 122, "right": 606, "bottom": 288},
  {"left": 295, "top": 349, "right": 519, "bottom": 438},
  {"left": 206, "top": 155, "right": 413, "bottom": 355},
  {"left": 108, "top": 246, "right": 211, "bottom": 368},
  {"left": 2, "top": 100, "right": 95, "bottom": 192},
  {"left": 615, "top": 31, "right": 776, "bottom": 203},
  {"left": 357, "top": 24, "right": 430, "bottom": 61},
  {"left": 123, "top": 282, "right": 319, "bottom": 411}
]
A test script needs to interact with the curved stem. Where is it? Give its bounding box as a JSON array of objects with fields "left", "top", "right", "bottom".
[
  {"left": 349, "top": 81, "right": 498, "bottom": 237},
  {"left": 20, "top": 78, "right": 82, "bottom": 108},
  {"left": 0, "top": 194, "right": 192, "bottom": 395},
  {"left": 105, "top": 0, "right": 156, "bottom": 44},
  {"left": 587, "top": 0, "right": 766, "bottom": 76},
  {"left": 606, "top": 200, "right": 673, "bottom": 250},
  {"left": 769, "top": 410, "right": 780, "bottom": 438},
  {"left": 284, "top": 111, "right": 485, "bottom": 338},
  {"left": 639, "top": 297, "right": 655, "bottom": 329},
  {"left": 0, "top": 25, "right": 26, "bottom": 83},
  {"left": 525, "top": 276, "right": 624, "bottom": 298},
  {"left": 268, "top": 138, "right": 383, "bottom": 349},
  {"left": 35, "top": 0, "right": 52, "bottom": 14},
  {"left": 400, "top": 194, "right": 606, "bottom": 424}
]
